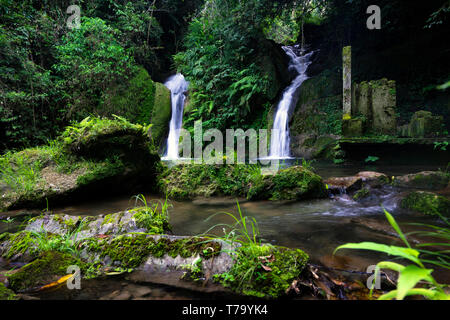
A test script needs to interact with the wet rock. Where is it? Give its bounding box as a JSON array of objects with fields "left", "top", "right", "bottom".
[
  {"left": 124, "top": 284, "right": 152, "bottom": 298},
  {"left": 112, "top": 290, "right": 132, "bottom": 300},
  {"left": 393, "top": 171, "right": 450, "bottom": 191},
  {"left": 401, "top": 191, "right": 450, "bottom": 217},
  {"left": 325, "top": 176, "right": 363, "bottom": 194},
  {"left": 325, "top": 172, "right": 390, "bottom": 195},
  {"left": 99, "top": 290, "right": 121, "bottom": 300}
]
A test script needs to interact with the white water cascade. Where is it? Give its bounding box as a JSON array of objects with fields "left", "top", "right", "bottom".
[
  {"left": 162, "top": 73, "right": 189, "bottom": 160},
  {"left": 269, "top": 46, "right": 314, "bottom": 159}
]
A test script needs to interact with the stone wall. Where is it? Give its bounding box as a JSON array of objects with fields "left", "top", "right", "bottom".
[{"left": 350, "top": 78, "right": 397, "bottom": 135}]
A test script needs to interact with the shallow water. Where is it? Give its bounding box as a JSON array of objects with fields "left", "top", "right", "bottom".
[{"left": 3, "top": 162, "right": 449, "bottom": 299}]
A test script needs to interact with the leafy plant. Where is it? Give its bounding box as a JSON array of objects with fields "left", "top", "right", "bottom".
[
  {"left": 203, "top": 201, "right": 260, "bottom": 246},
  {"left": 434, "top": 141, "right": 449, "bottom": 152},
  {"left": 365, "top": 156, "right": 380, "bottom": 163},
  {"left": 334, "top": 209, "right": 449, "bottom": 300}
]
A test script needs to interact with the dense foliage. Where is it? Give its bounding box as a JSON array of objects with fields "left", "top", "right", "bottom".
[{"left": 0, "top": 0, "right": 200, "bottom": 152}]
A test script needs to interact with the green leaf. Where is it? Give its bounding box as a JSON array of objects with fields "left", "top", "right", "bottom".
[
  {"left": 334, "top": 242, "right": 422, "bottom": 265},
  {"left": 384, "top": 209, "right": 411, "bottom": 248},
  {"left": 396, "top": 265, "right": 434, "bottom": 300}
]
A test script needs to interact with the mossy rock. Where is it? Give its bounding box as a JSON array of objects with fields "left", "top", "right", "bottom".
[
  {"left": 214, "top": 244, "right": 309, "bottom": 299},
  {"left": 7, "top": 251, "right": 86, "bottom": 292},
  {"left": 247, "top": 166, "right": 328, "bottom": 201},
  {"left": 104, "top": 67, "right": 172, "bottom": 148},
  {"left": 0, "top": 282, "right": 18, "bottom": 300},
  {"left": 353, "top": 188, "right": 370, "bottom": 201},
  {"left": 83, "top": 234, "right": 222, "bottom": 271},
  {"left": 159, "top": 164, "right": 255, "bottom": 200},
  {"left": 401, "top": 191, "right": 450, "bottom": 217},
  {"left": 393, "top": 171, "right": 450, "bottom": 190},
  {"left": 149, "top": 83, "right": 172, "bottom": 148},
  {"left": 0, "top": 117, "right": 162, "bottom": 211}
]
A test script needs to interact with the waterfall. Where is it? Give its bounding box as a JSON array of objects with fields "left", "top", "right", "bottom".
[
  {"left": 269, "top": 46, "right": 314, "bottom": 159},
  {"left": 163, "top": 73, "right": 189, "bottom": 160}
]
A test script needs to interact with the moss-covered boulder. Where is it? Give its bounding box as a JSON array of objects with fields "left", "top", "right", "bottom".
[
  {"left": 393, "top": 171, "right": 450, "bottom": 191},
  {"left": 159, "top": 164, "right": 256, "bottom": 200},
  {"left": 214, "top": 244, "right": 309, "bottom": 299},
  {"left": 104, "top": 67, "right": 172, "bottom": 148},
  {"left": 0, "top": 282, "right": 18, "bottom": 300},
  {"left": 247, "top": 166, "right": 328, "bottom": 201},
  {"left": 149, "top": 83, "right": 172, "bottom": 148},
  {"left": 401, "top": 191, "right": 450, "bottom": 217},
  {"left": 0, "top": 207, "right": 172, "bottom": 264},
  {"left": 290, "top": 134, "right": 339, "bottom": 160},
  {"left": 0, "top": 116, "right": 161, "bottom": 211}
]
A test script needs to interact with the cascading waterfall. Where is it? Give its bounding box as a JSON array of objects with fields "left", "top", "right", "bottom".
[
  {"left": 162, "top": 73, "right": 189, "bottom": 160},
  {"left": 269, "top": 46, "right": 314, "bottom": 159}
]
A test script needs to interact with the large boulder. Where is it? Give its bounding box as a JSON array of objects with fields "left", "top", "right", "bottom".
[
  {"left": 393, "top": 171, "right": 450, "bottom": 191},
  {"left": 149, "top": 83, "right": 172, "bottom": 148},
  {"left": 325, "top": 171, "right": 390, "bottom": 195},
  {"left": 290, "top": 134, "right": 339, "bottom": 160},
  {"left": 105, "top": 67, "right": 172, "bottom": 148},
  {"left": 159, "top": 164, "right": 254, "bottom": 200},
  {"left": 0, "top": 117, "right": 161, "bottom": 211},
  {"left": 247, "top": 166, "right": 328, "bottom": 201},
  {"left": 401, "top": 191, "right": 450, "bottom": 217}
]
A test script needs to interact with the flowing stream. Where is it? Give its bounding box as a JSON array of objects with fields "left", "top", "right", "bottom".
[
  {"left": 163, "top": 74, "right": 189, "bottom": 160},
  {"left": 269, "top": 46, "right": 314, "bottom": 159}
]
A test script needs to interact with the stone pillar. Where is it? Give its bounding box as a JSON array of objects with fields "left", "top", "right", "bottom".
[
  {"left": 370, "top": 79, "right": 397, "bottom": 134},
  {"left": 342, "top": 46, "right": 352, "bottom": 118}
]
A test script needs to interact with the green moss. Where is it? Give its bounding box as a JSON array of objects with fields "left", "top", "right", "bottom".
[
  {"left": 104, "top": 67, "right": 155, "bottom": 123},
  {"left": 1, "top": 116, "right": 162, "bottom": 211},
  {"left": 86, "top": 234, "right": 222, "bottom": 270},
  {"left": 214, "top": 244, "right": 309, "bottom": 299},
  {"left": 76, "top": 158, "right": 125, "bottom": 187},
  {"left": 7, "top": 251, "right": 86, "bottom": 292},
  {"left": 353, "top": 188, "right": 370, "bottom": 201},
  {"left": 160, "top": 164, "right": 255, "bottom": 200},
  {"left": 149, "top": 83, "right": 172, "bottom": 147},
  {"left": 248, "top": 166, "right": 328, "bottom": 201},
  {"left": 401, "top": 192, "right": 450, "bottom": 217},
  {"left": 0, "top": 283, "right": 18, "bottom": 300}
]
